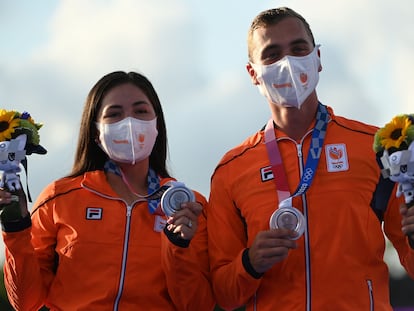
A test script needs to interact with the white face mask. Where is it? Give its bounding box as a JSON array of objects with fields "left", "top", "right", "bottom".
[
  {"left": 251, "top": 45, "right": 321, "bottom": 108},
  {"left": 96, "top": 117, "right": 158, "bottom": 165}
]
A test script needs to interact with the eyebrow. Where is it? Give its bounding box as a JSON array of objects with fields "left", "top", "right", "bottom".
[
  {"left": 289, "top": 38, "right": 310, "bottom": 46},
  {"left": 132, "top": 100, "right": 150, "bottom": 106},
  {"left": 265, "top": 37, "right": 310, "bottom": 49},
  {"left": 105, "top": 100, "right": 149, "bottom": 109},
  {"left": 260, "top": 38, "right": 311, "bottom": 58}
]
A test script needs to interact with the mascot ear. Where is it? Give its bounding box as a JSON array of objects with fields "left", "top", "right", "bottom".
[
  {"left": 15, "top": 134, "right": 27, "bottom": 151},
  {"left": 14, "top": 133, "right": 47, "bottom": 156},
  {"left": 409, "top": 141, "right": 414, "bottom": 162},
  {"left": 26, "top": 144, "right": 47, "bottom": 155}
]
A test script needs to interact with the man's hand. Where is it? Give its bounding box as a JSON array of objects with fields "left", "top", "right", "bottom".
[{"left": 248, "top": 229, "right": 298, "bottom": 274}]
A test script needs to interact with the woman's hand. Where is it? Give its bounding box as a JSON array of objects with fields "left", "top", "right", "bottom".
[
  {"left": 165, "top": 202, "right": 202, "bottom": 240},
  {"left": 0, "top": 188, "right": 29, "bottom": 221}
]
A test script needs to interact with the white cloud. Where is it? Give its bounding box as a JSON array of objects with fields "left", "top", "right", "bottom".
[
  {"left": 1, "top": 0, "right": 414, "bottom": 279},
  {"left": 1, "top": 0, "right": 413, "bottom": 199}
]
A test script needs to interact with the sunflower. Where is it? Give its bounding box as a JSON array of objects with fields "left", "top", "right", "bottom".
[
  {"left": 0, "top": 109, "right": 20, "bottom": 141},
  {"left": 373, "top": 114, "right": 414, "bottom": 153},
  {"left": 0, "top": 109, "right": 47, "bottom": 155}
]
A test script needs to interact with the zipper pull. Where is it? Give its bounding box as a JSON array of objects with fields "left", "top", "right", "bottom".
[
  {"left": 126, "top": 204, "right": 133, "bottom": 217},
  {"left": 296, "top": 144, "right": 302, "bottom": 158}
]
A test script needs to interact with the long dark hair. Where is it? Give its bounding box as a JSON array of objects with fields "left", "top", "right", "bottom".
[{"left": 68, "top": 71, "right": 170, "bottom": 178}]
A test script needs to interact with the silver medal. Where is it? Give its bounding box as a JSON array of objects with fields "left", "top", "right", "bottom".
[{"left": 160, "top": 182, "right": 195, "bottom": 217}]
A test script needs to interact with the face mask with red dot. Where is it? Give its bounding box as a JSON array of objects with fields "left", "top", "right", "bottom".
[
  {"left": 96, "top": 117, "right": 158, "bottom": 165},
  {"left": 252, "top": 45, "right": 321, "bottom": 109}
]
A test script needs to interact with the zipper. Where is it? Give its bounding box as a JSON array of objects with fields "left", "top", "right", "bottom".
[
  {"left": 296, "top": 142, "right": 312, "bottom": 311},
  {"left": 296, "top": 143, "right": 303, "bottom": 158},
  {"left": 271, "top": 131, "right": 313, "bottom": 311},
  {"left": 82, "top": 184, "right": 145, "bottom": 311},
  {"left": 113, "top": 204, "right": 133, "bottom": 311},
  {"left": 367, "top": 279, "right": 374, "bottom": 311}
]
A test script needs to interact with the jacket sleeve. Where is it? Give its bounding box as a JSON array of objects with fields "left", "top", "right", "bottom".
[
  {"left": 2, "top": 185, "right": 58, "bottom": 311},
  {"left": 207, "top": 168, "right": 262, "bottom": 310},
  {"left": 161, "top": 191, "right": 215, "bottom": 311},
  {"left": 383, "top": 186, "right": 414, "bottom": 279}
]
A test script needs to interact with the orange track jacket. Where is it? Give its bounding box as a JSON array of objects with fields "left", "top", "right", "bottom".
[
  {"left": 208, "top": 105, "right": 414, "bottom": 311},
  {"left": 2, "top": 170, "right": 214, "bottom": 311}
]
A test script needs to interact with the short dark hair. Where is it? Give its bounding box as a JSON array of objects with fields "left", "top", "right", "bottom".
[
  {"left": 68, "top": 71, "right": 170, "bottom": 178},
  {"left": 247, "top": 7, "right": 315, "bottom": 61}
]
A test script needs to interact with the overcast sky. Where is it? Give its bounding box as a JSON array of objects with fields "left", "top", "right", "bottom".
[{"left": 1, "top": 0, "right": 413, "bottom": 277}]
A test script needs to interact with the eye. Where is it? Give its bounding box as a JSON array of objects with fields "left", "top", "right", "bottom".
[
  {"left": 265, "top": 53, "right": 280, "bottom": 63},
  {"left": 291, "top": 44, "right": 311, "bottom": 56},
  {"left": 135, "top": 107, "right": 150, "bottom": 114},
  {"left": 102, "top": 111, "right": 121, "bottom": 119},
  {"left": 133, "top": 102, "right": 155, "bottom": 118},
  {"left": 262, "top": 48, "right": 281, "bottom": 64},
  {"left": 98, "top": 106, "right": 124, "bottom": 123}
]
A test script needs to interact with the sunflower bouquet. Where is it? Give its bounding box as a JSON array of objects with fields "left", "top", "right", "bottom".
[
  {"left": 373, "top": 114, "right": 414, "bottom": 207},
  {"left": 0, "top": 109, "right": 46, "bottom": 221}
]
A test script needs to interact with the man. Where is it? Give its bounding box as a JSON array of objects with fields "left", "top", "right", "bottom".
[{"left": 207, "top": 7, "right": 414, "bottom": 311}]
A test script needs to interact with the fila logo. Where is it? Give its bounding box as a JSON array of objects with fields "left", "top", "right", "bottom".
[
  {"left": 260, "top": 166, "right": 274, "bottom": 182},
  {"left": 86, "top": 208, "right": 103, "bottom": 220}
]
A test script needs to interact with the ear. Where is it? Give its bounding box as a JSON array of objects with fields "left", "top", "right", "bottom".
[
  {"left": 246, "top": 63, "right": 260, "bottom": 85},
  {"left": 94, "top": 126, "right": 101, "bottom": 145},
  {"left": 317, "top": 48, "right": 322, "bottom": 72}
]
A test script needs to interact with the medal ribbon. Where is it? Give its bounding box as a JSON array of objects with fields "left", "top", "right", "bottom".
[
  {"left": 104, "top": 160, "right": 168, "bottom": 214},
  {"left": 264, "top": 103, "right": 329, "bottom": 207}
]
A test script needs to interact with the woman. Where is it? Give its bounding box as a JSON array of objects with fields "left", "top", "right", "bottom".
[{"left": 1, "top": 71, "right": 214, "bottom": 310}]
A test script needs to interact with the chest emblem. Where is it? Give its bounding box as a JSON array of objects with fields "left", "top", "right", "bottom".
[
  {"left": 86, "top": 207, "right": 103, "bottom": 220},
  {"left": 260, "top": 166, "right": 274, "bottom": 182},
  {"left": 325, "top": 144, "right": 349, "bottom": 172}
]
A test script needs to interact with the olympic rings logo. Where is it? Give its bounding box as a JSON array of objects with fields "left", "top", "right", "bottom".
[{"left": 302, "top": 168, "right": 313, "bottom": 182}]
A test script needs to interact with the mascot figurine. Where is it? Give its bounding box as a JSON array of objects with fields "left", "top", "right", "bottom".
[
  {"left": 373, "top": 114, "right": 414, "bottom": 208},
  {"left": 0, "top": 109, "right": 46, "bottom": 221}
]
